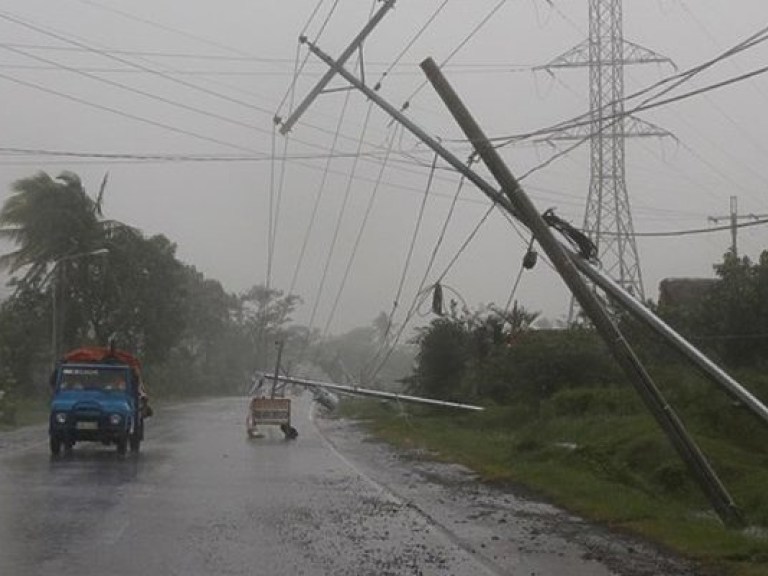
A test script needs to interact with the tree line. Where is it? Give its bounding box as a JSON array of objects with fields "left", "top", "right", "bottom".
[
  {"left": 0, "top": 170, "right": 415, "bottom": 416},
  {"left": 0, "top": 171, "right": 304, "bottom": 403},
  {"left": 407, "top": 251, "right": 768, "bottom": 411},
  {"left": 5, "top": 169, "right": 765, "bottom": 425}
]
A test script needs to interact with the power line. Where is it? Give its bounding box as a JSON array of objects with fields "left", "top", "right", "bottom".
[
  {"left": 307, "top": 101, "right": 376, "bottom": 333},
  {"left": 66, "top": 3, "right": 401, "bottom": 149},
  {"left": 0, "top": 61, "right": 538, "bottom": 78},
  {"left": 601, "top": 217, "right": 768, "bottom": 238},
  {"left": 491, "top": 43, "right": 768, "bottom": 195},
  {"left": 0, "top": 8, "right": 390, "bottom": 152},
  {"left": 676, "top": 0, "right": 768, "bottom": 109},
  {"left": 0, "top": 42, "right": 537, "bottom": 72},
  {"left": 0, "top": 70, "right": 261, "bottom": 153},
  {"left": 400, "top": 0, "right": 511, "bottom": 109},
  {"left": 288, "top": 83, "right": 355, "bottom": 295},
  {"left": 0, "top": 140, "right": 708, "bottom": 224},
  {"left": 0, "top": 41, "right": 300, "bottom": 63},
  {"left": 73, "top": 0, "right": 256, "bottom": 58},
  {"left": 322, "top": 127, "right": 399, "bottom": 336},
  {"left": 0, "top": 10, "right": 280, "bottom": 115},
  {"left": 0, "top": 52, "right": 396, "bottom": 168},
  {"left": 276, "top": 0, "right": 343, "bottom": 116},
  {"left": 0, "top": 146, "right": 388, "bottom": 162},
  {"left": 0, "top": 43, "right": 274, "bottom": 136},
  {"left": 268, "top": 48, "right": 305, "bottom": 292},
  {"left": 366, "top": 152, "right": 438, "bottom": 374},
  {"left": 488, "top": 23, "right": 768, "bottom": 147},
  {"left": 374, "top": 0, "right": 450, "bottom": 89}
]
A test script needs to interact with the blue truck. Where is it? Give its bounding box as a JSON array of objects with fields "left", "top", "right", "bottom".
[{"left": 49, "top": 346, "right": 150, "bottom": 456}]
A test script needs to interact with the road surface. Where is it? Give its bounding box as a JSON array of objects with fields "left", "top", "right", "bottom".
[{"left": 0, "top": 395, "right": 699, "bottom": 575}]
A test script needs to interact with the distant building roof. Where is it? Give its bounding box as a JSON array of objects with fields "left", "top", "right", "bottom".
[{"left": 658, "top": 277, "right": 718, "bottom": 308}]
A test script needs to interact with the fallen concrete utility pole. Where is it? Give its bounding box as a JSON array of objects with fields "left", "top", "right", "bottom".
[
  {"left": 420, "top": 57, "right": 742, "bottom": 528},
  {"left": 257, "top": 373, "right": 485, "bottom": 412}
]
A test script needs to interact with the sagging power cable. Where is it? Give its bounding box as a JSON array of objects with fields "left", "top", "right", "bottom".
[
  {"left": 399, "top": 0, "right": 510, "bottom": 110},
  {"left": 374, "top": 0, "right": 450, "bottom": 91},
  {"left": 322, "top": 124, "right": 400, "bottom": 336},
  {"left": 308, "top": 101, "right": 376, "bottom": 332},
  {"left": 289, "top": 79, "right": 355, "bottom": 295},
  {"left": 365, "top": 152, "right": 439, "bottom": 375}
]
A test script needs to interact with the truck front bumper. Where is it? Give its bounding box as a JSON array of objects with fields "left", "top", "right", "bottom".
[{"left": 50, "top": 412, "right": 130, "bottom": 443}]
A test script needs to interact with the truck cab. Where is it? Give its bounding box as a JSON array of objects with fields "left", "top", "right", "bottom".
[{"left": 49, "top": 347, "right": 147, "bottom": 456}]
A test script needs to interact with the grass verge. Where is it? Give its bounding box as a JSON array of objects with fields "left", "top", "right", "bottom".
[
  {"left": 0, "top": 395, "right": 49, "bottom": 430},
  {"left": 338, "top": 398, "right": 768, "bottom": 576}
]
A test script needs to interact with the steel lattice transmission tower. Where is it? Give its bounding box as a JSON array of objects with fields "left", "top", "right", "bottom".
[{"left": 542, "top": 0, "right": 672, "bottom": 309}]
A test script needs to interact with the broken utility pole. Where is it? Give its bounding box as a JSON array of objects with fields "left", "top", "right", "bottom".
[
  {"left": 289, "top": 37, "right": 768, "bottom": 434},
  {"left": 278, "top": 0, "right": 396, "bottom": 135},
  {"left": 275, "top": 14, "right": 768, "bottom": 526}
]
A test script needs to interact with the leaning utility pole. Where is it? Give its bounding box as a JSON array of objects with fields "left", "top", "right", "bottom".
[
  {"left": 420, "top": 57, "right": 742, "bottom": 528},
  {"left": 541, "top": 0, "right": 672, "bottom": 309}
]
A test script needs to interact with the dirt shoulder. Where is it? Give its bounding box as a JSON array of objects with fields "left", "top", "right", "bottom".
[{"left": 315, "top": 415, "right": 711, "bottom": 576}]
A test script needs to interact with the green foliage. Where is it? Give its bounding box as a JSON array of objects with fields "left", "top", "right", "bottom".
[
  {"left": 480, "top": 329, "right": 623, "bottom": 404},
  {"left": 311, "top": 312, "right": 415, "bottom": 388},
  {"left": 343, "top": 394, "right": 768, "bottom": 575},
  {"left": 238, "top": 284, "right": 303, "bottom": 374},
  {"left": 409, "top": 302, "right": 619, "bottom": 405},
  {"left": 0, "top": 285, "right": 50, "bottom": 394},
  {"left": 655, "top": 251, "right": 768, "bottom": 369},
  {"left": 0, "top": 365, "right": 17, "bottom": 424},
  {"left": 409, "top": 303, "right": 540, "bottom": 402},
  {"left": 703, "top": 252, "right": 768, "bottom": 367},
  {"left": 353, "top": 250, "right": 768, "bottom": 574},
  {"left": 411, "top": 316, "right": 470, "bottom": 400},
  {"left": 549, "top": 386, "right": 641, "bottom": 418},
  {"left": 0, "top": 171, "right": 104, "bottom": 282},
  {"left": 0, "top": 170, "right": 297, "bottom": 400}
]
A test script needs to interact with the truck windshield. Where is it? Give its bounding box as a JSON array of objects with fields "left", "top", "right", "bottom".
[{"left": 59, "top": 367, "right": 129, "bottom": 392}]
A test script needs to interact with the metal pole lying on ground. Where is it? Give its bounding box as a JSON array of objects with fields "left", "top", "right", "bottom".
[
  {"left": 260, "top": 373, "right": 485, "bottom": 412},
  {"left": 419, "top": 57, "right": 742, "bottom": 527}
]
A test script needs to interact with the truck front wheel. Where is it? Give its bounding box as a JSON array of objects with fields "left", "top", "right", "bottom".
[
  {"left": 49, "top": 436, "right": 61, "bottom": 456},
  {"left": 116, "top": 436, "right": 127, "bottom": 455}
]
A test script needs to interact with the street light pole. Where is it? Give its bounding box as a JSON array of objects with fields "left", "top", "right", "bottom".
[{"left": 50, "top": 248, "right": 109, "bottom": 366}]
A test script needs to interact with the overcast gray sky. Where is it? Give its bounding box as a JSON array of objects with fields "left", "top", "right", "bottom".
[{"left": 1, "top": 0, "right": 767, "bottom": 334}]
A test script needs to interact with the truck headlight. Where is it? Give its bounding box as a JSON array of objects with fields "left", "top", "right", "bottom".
[
  {"left": 54, "top": 412, "right": 67, "bottom": 424},
  {"left": 109, "top": 413, "right": 122, "bottom": 425}
]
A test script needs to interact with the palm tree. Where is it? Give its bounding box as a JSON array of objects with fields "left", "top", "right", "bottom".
[
  {"left": 0, "top": 171, "right": 137, "bottom": 353},
  {"left": 0, "top": 171, "right": 128, "bottom": 284}
]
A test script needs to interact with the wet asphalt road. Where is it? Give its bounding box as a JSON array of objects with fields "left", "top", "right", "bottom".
[{"left": 0, "top": 395, "right": 698, "bottom": 576}]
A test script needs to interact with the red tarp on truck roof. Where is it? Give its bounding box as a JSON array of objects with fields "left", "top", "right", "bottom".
[
  {"left": 60, "top": 347, "right": 149, "bottom": 403},
  {"left": 62, "top": 347, "right": 142, "bottom": 371}
]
